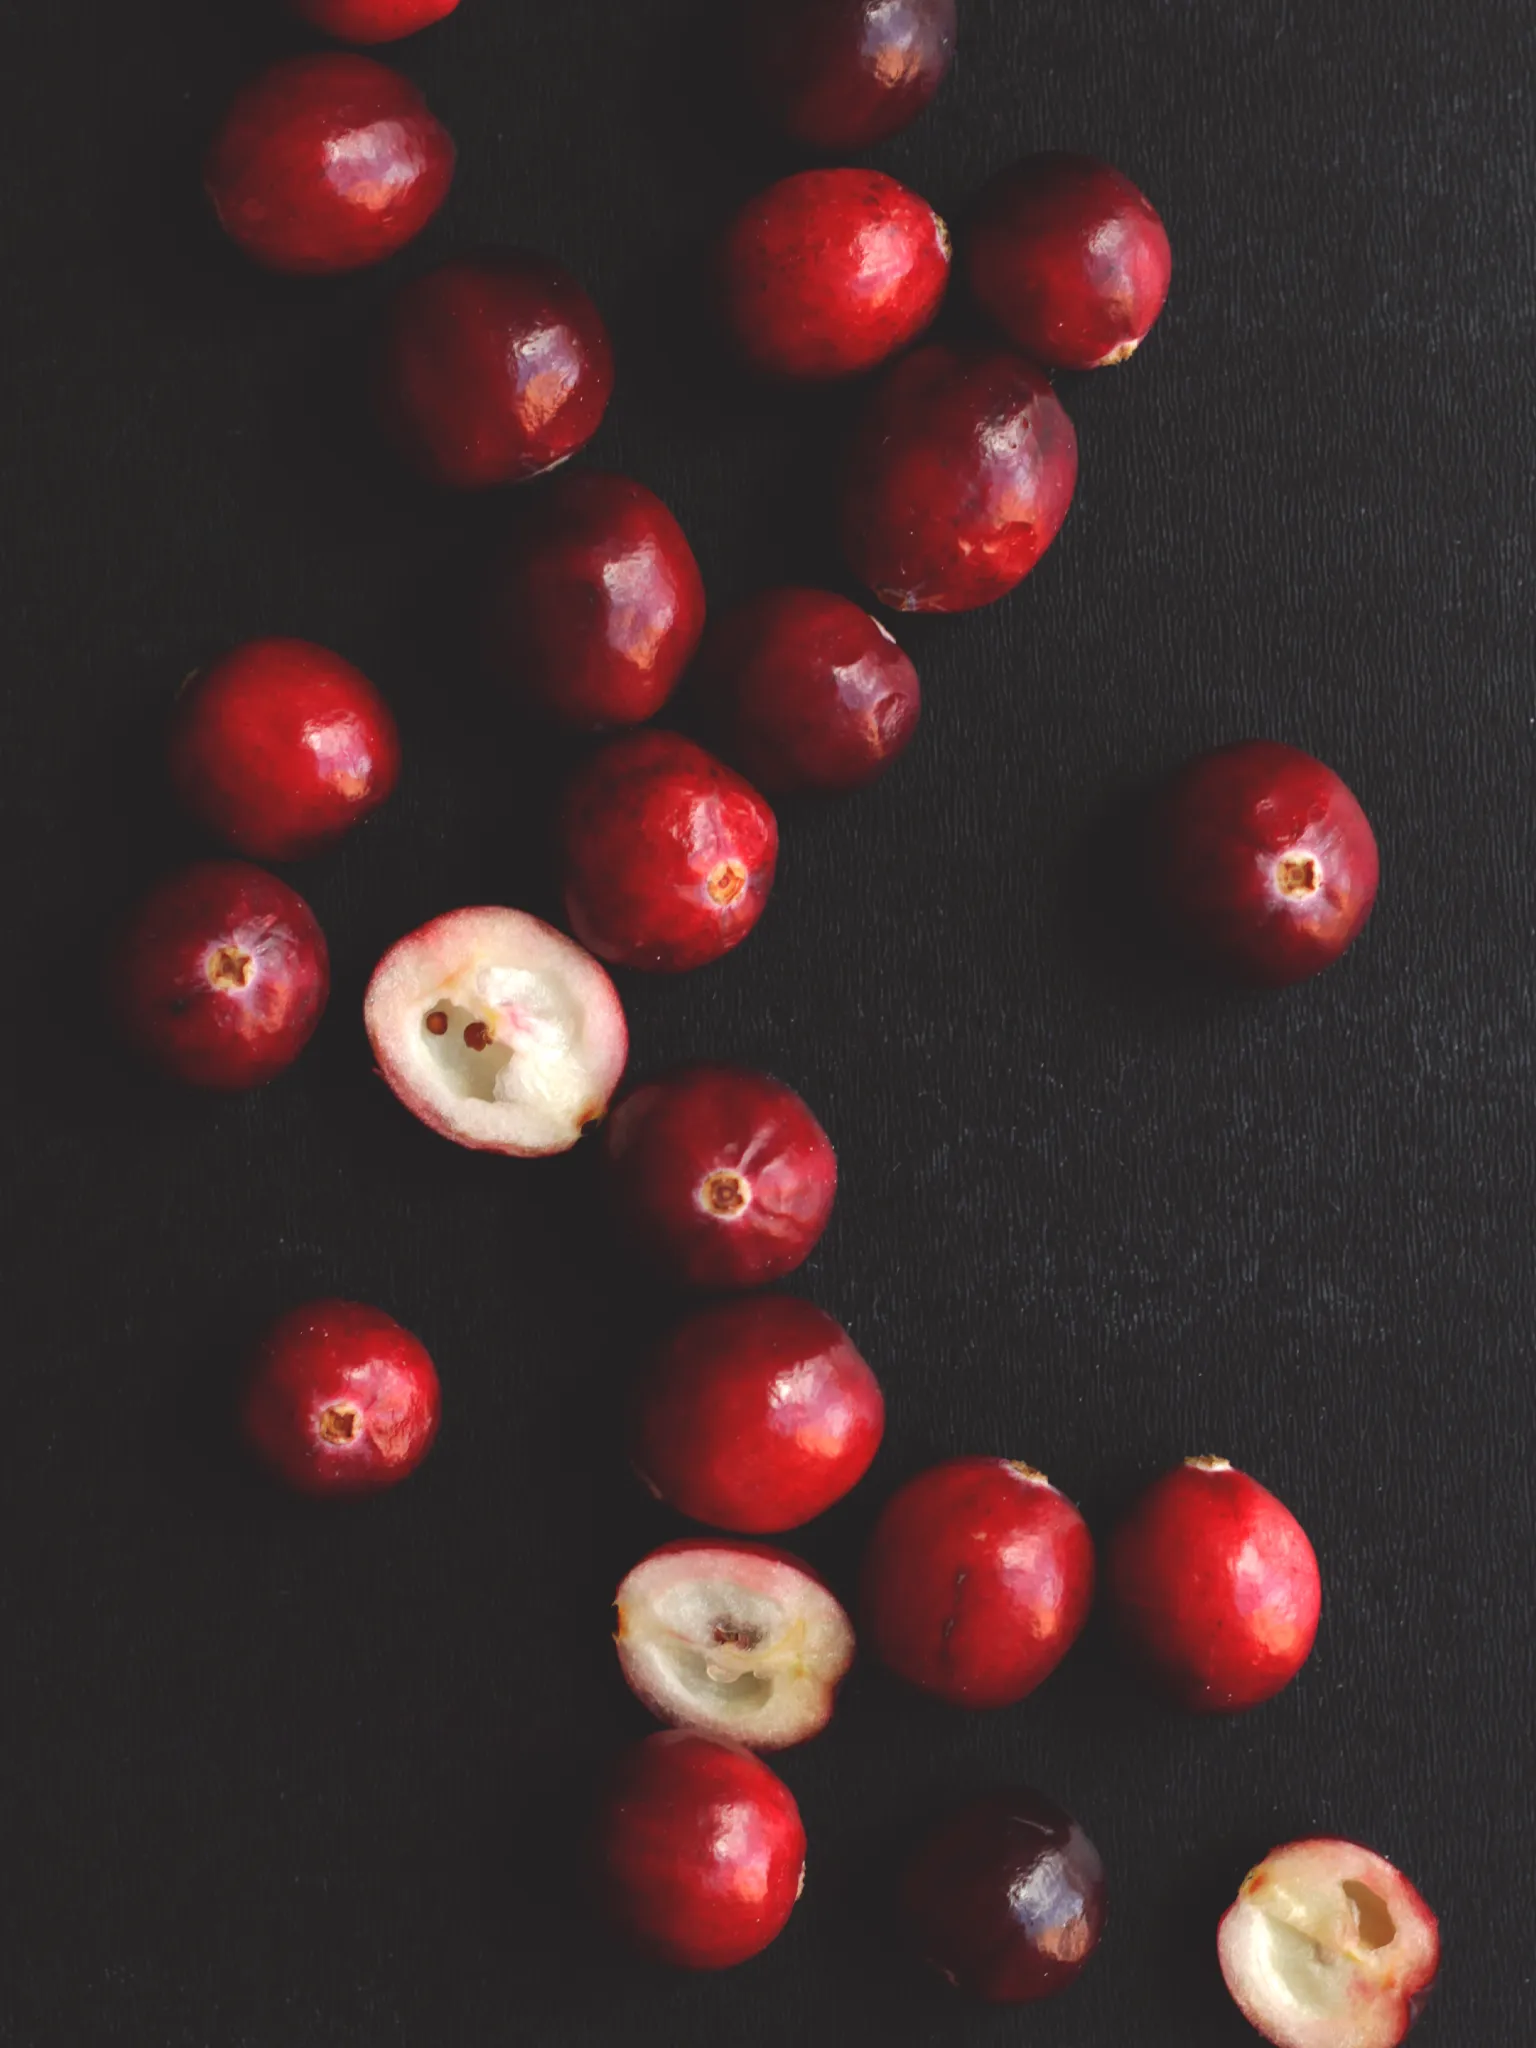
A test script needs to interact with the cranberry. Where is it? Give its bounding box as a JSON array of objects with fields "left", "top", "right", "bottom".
[
  {"left": 288, "top": 0, "right": 459, "bottom": 43},
  {"left": 741, "top": 0, "right": 957, "bottom": 152},
  {"left": 558, "top": 733, "right": 777, "bottom": 973},
  {"left": 630, "top": 1295, "right": 883, "bottom": 1532},
  {"left": 965, "top": 153, "right": 1172, "bottom": 370},
  {"left": 902, "top": 1789, "right": 1107, "bottom": 2003},
  {"left": 861, "top": 1458, "right": 1094, "bottom": 1708},
  {"left": 240, "top": 1299, "right": 440, "bottom": 1497},
  {"left": 601, "top": 1064, "right": 836, "bottom": 1292},
  {"left": 840, "top": 344, "right": 1078, "bottom": 613},
  {"left": 718, "top": 170, "right": 950, "bottom": 382},
  {"left": 110, "top": 861, "right": 329, "bottom": 1090},
  {"left": 697, "top": 586, "right": 920, "bottom": 795},
  {"left": 481, "top": 473, "right": 705, "bottom": 730},
  {"left": 375, "top": 252, "right": 614, "bottom": 489},
  {"left": 204, "top": 55, "right": 454, "bottom": 275},
  {"left": 1146, "top": 741, "right": 1380, "bottom": 986},
  {"left": 594, "top": 1730, "right": 806, "bottom": 1969}
]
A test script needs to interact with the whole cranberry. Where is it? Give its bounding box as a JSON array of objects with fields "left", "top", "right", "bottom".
[
  {"left": 375, "top": 252, "right": 614, "bottom": 489},
  {"left": 740, "top": 0, "right": 957, "bottom": 152},
  {"left": 902, "top": 1789, "right": 1107, "bottom": 2002},
  {"left": 240, "top": 1299, "right": 440, "bottom": 1497},
  {"left": 602, "top": 1064, "right": 837, "bottom": 1292},
  {"left": 288, "top": 0, "right": 459, "bottom": 43},
  {"left": 840, "top": 345, "right": 1078, "bottom": 612},
  {"left": 110, "top": 861, "right": 329, "bottom": 1090},
  {"left": 558, "top": 732, "right": 777, "bottom": 973},
  {"left": 1146, "top": 741, "right": 1380, "bottom": 986},
  {"left": 698, "top": 586, "right": 920, "bottom": 794},
  {"left": 862, "top": 1458, "right": 1095, "bottom": 1708},
  {"left": 965, "top": 153, "right": 1172, "bottom": 370},
  {"left": 718, "top": 170, "right": 950, "bottom": 382},
  {"left": 167, "top": 638, "right": 400, "bottom": 862},
  {"left": 481, "top": 473, "right": 705, "bottom": 729},
  {"left": 204, "top": 55, "right": 455, "bottom": 275},
  {"left": 630, "top": 1295, "right": 883, "bottom": 1531},
  {"left": 594, "top": 1730, "right": 806, "bottom": 1969}
]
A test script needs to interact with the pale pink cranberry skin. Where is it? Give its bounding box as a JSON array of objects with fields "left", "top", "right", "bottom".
[
  {"left": 288, "top": 0, "right": 459, "bottom": 43},
  {"left": 965, "top": 153, "right": 1172, "bottom": 371},
  {"left": 376, "top": 253, "right": 614, "bottom": 489},
  {"left": 840, "top": 344, "right": 1079, "bottom": 613},
  {"left": 204, "top": 56, "right": 455, "bottom": 276},
  {"left": 602, "top": 1064, "right": 837, "bottom": 1292},
  {"left": 719, "top": 170, "right": 950, "bottom": 382},
  {"left": 110, "top": 862, "right": 330, "bottom": 1090},
  {"left": 741, "top": 0, "right": 957, "bottom": 152},
  {"left": 240, "top": 1299, "right": 440, "bottom": 1498}
]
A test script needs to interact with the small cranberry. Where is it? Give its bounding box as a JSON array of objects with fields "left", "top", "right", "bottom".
[
  {"left": 741, "top": 0, "right": 957, "bottom": 152},
  {"left": 288, "top": 0, "right": 459, "bottom": 43}
]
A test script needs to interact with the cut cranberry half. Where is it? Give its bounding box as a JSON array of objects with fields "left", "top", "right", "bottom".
[
  {"left": 288, "top": 0, "right": 459, "bottom": 43},
  {"left": 740, "top": 0, "right": 957, "bottom": 152}
]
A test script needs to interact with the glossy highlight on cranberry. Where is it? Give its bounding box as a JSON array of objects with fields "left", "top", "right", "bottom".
[
  {"left": 741, "top": 0, "right": 958, "bottom": 152},
  {"left": 288, "top": 0, "right": 459, "bottom": 43},
  {"left": 204, "top": 55, "right": 455, "bottom": 275}
]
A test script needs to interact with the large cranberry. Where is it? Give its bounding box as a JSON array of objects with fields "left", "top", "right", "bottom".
[
  {"left": 204, "top": 55, "right": 455, "bottom": 275},
  {"left": 288, "top": 0, "right": 459, "bottom": 43},
  {"left": 840, "top": 345, "right": 1078, "bottom": 612},
  {"left": 740, "top": 0, "right": 957, "bottom": 152}
]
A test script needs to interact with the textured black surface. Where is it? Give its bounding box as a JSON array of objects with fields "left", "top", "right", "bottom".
[{"left": 3, "top": 1, "right": 1533, "bottom": 2043}]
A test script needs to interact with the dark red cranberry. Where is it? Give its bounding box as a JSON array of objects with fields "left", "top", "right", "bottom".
[
  {"left": 558, "top": 732, "right": 777, "bottom": 972},
  {"left": 698, "top": 586, "right": 920, "bottom": 794},
  {"left": 481, "top": 473, "right": 705, "bottom": 729},
  {"left": 602, "top": 1064, "right": 836, "bottom": 1291},
  {"left": 109, "top": 862, "right": 329, "bottom": 1090},
  {"left": 718, "top": 170, "right": 950, "bottom": 381},
  {"left": 965, "top": 153, "right": 1172, "bottom": 370},
  {"left": 741, "top": 0, "right": 957, "bottom": 152},
  {"left": 902, "top": 1790, "right": 1107, "bottom": 2002},
  {"left": 594, "top": 1730, "right": 806, "bottom": 1969},
  {"left": 840, "top": 345, "right": 1078, "bottom": 613},
  {"left": 167, "top": 638, "right": 400, "bottom": 862},
  {"left": 1146, "top": 741, "right": 1380, "bottom": 986},
  {"left": 204, "top": 55, "right": 455, "bottom": 275},
  {"left": 631, "top": 1295, "right": 883, "bottom": 1532},
  {"left": 240, "top": 1299, "right": 440, "bottom": 1497},
  {"left": 288, "top": 0, "right": 458, "bottom": 42},
  {"left": 375, "top": 252, "right": 614, "bottom": 489}
]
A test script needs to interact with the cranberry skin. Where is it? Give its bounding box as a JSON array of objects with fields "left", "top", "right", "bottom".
[
  {"left": 240, "top": 1299, "right": 440, "bottom": 1497},
  {"left": 1147, "top": 741, "right": 1380, "bottom": 987},
  {"left": 631, "top": 1296, "right": 883, "bottom": 1532},
  {"left": 376, "top": 253, "right": 614, "bottom": 490},
  {"left": 903, "top": 1790, "right": 1107, "bottom": 2003},
  {"left": 741, "top": 0, "right": 957, "bottom": 152},
  {"left": 841, "top": 345, "right": 1078, "bottom": 613},
  {"left": 168, "top": 639, "right": 400, "bottom": 862},
  {"left": 602, "top": 1064, "right": 837, "bottom": 1292},
  {"left": 966, "top": 154, "right": 1172, "bottom": 371},
  {"left": 110, "top": 862, "right": 330, "bottom": 1090},
  {"left": 719, "top": 170, "right": 950, "bottom": 382},
  {"left": 482, "top": 474, "right": 705, "bottom": 730},
  {"left": 288, "top": 0, "right": 459, "bottom": 44},
  {"left": 204, "top": 56, "right": 454, "bottom": 276},
  {"left": 862, "top": 1458, "right": 1095, "bottom": 1708},
  {"left": 1106, "top": 1457, "right": 1322, "bottom": 1713},
  {"left": 594, "top": 1730, "right": 806, "bottom": 1969}
]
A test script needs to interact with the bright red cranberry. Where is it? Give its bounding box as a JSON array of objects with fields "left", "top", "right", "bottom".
[
  {"left": 288, "top": 0, "right": 459, "bottom": 43},
  {"left": 1107, "top": 1458, "right": 1321, "bottom": 1713},
  {"left": 602, "top": 1064, "right": 836, "bottom": 1292},
  {"left": 741, "top": 0, "right": 957, "bottom": 152},
  {"left": 375, "top": 252, "right": 613, "bottom": 489},
  {"left": 167, "top": 638, "right": 400, "bottom": 863},
  {"left": 862, "top": 1458, "right": 1094, "bottom": 1708},
  {"left": 630, "top": 1295, "right": 883, "bottom": 1532},
  {"left": 481, "top": 473, "right": 705, "bottom": 730},
  {"left": 965, "top": 154, "right": 1172, "bottom": 370},
  {"left": 1146, "top": 741, "right": 1380, "bottom": 987},
  {"left": 840, "top": 345, "right": 1078, "bottom": 613},
  {"left": 204, "top": 56, "right": 454, "bottom": 275},
  {"left": 110, "top": 862, "right": 329, "bottom": 1090},
  {"left": 558, "top": 733, "right": 777, "bottom": 973},
  {"left": 718, "top": 170, "right": 949, "bottom": 382},
  {"left": 240, "top": 1299, "right": 440, "bottom": 1496},
  {"left": 594, "top": 1730, "right": 806, "bottom": 1969}
]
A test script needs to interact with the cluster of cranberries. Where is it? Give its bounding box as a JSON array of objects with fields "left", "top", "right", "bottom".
[{"left": 104, "top": 3, "right": 1427, "bottom": 2044}]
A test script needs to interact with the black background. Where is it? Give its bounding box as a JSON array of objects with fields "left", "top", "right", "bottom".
[{"left": 3, "top": 1, "right": 1533, "bottom": 2043}]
